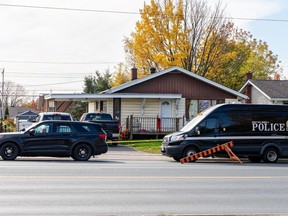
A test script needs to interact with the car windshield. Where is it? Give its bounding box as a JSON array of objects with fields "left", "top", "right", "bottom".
[{"left": 42, "top": 114, "right": 71, "bottom": 121}]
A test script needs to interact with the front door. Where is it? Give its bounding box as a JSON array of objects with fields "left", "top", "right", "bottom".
[{"left": 161, "top": 100, "right": 172, "bottom": 131}]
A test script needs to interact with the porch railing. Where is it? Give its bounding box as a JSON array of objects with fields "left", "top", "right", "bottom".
[{"left": 126, "top": 115, "right": 184, "bottom": 134}]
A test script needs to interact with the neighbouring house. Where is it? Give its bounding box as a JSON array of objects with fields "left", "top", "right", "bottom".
[
  {"left": 40, "top": 66, "right": 248, "bottom": 138},
  {"left": 239, "top": 72, "right": 288, "bottom": 105},
  {"left": 6, "top": 107, "right": 39, "bottom": 131}
]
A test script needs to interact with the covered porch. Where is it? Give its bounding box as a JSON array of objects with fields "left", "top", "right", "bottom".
[{"left": 122, "top": 115, "right": 184, "bottom": 139}]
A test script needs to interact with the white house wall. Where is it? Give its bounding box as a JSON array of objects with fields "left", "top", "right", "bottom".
[
  {"left": 88, "top": 102, "right": 96, "bottom": 112},
  {"left": 252, "top": 87, "right": 272, "bottom": 104},
  {"left": 177, "top": 98, "right": 185, "bottom": 118},
  {"left": 107, "top": 99, "right": 113, "bottom": 114}
]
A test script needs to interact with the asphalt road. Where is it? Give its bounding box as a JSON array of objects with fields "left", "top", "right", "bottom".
[{"left": 1, "top": 145, "right": 288, "bottom": 216}]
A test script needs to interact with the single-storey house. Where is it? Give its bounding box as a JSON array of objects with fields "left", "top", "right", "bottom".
[
  {"left": 41, "top": 66, "right": 248, "bottom": 137},
  {"left": 239, "top": 72, "right": 288, "bottom": 104},
  {"left": 6, "top": 107, "right": 39, "bottom": 131}
]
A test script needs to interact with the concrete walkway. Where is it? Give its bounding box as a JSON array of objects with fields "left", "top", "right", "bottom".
[{"left": 99, "top": 144, "right": 170, "bottom": 161}]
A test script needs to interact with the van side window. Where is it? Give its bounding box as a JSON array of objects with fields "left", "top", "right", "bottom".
[
  {"left": 220, "top": 113, "right": 251, "bottom": 133},
  {"left": 198, "top": 118, "right": 217, "bottom": 135}
]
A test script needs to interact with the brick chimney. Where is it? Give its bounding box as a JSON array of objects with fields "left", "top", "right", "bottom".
[
  {"left": 150, "top": 67, "right": 156, "bottom": 74},
  {"left": 245, "top": 72, "right": 253, "bottom": 104},
  {"left": 246, "top": 71, "right": 253, "bottom": 80},
  {"left": 131, "top": 67, "right": 137, "bottom": 80}
]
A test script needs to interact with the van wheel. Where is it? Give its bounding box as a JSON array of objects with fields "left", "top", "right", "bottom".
[
  {"left": 183, "top": 147, "right": 198, "bottom": 162},
  {"left": 1, "top": 143, "right": 18, "bottom": 160},
  {"left": 248, "top": 156, "right": 262, "bottom": 163},
  {"left": 173, "top": 157, "right": 181, "bottom": 162},
  {"left": 263, "top": 148, "right": 279, "bottom": 163}
]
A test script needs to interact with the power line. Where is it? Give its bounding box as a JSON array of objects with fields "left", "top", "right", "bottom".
[
  {"left": 0, "top": 3, "right": 288, "bottom": 22},
  {"left": 0, "top": 3, "right": 139, "bottom": 14},
  {"left": 0, "top": 60, "right": 121, "bottom": 64},
  {"left": 6, "top": 75, "right": 85, "bottom": 78},
  {"left": 24, "top": 80, "right": 83, "bottom": 87}
]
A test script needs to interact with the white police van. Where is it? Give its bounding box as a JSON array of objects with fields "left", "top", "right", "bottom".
[{"left": 161, "top": 104, "right": 288, "bottom": 163}]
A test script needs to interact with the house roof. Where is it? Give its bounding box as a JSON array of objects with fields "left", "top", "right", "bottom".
[
  {"left": 8, "top": 107, "right": 39, "bottom": 119},
  {"left": 103, "top": 66, "right": 248, "bottom": 99},
  {"left": 239, "top": 80, "right": 288, "bottom": 101},
  {"left": 43, "top": 66, "right": 248, "bottom": 101},
  {"left": 44, "top": 93, "right": 182, "bottom": 101}
]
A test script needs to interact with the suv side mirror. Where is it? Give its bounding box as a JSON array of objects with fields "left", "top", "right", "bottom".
[
  {"left": 28, "top": 129, "right": 35, "bottom": 135},
  {"left": 195, "top": 127, "right": 200, "bottom": 135}
]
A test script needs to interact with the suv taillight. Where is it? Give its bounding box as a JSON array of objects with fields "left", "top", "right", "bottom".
[{"left": 99, "top": 133, "right": 107, "bottom": 141}]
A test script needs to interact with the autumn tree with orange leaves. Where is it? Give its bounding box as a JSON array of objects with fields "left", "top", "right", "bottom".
[{"left": 124, "top": 0, "right": 282, "bottom": 90}]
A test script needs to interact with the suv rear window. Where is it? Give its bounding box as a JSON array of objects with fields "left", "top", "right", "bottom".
[{"left": 74, "top": 123, "right": 103, "bottom": 133}]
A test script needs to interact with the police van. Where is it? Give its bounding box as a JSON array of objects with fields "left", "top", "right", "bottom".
[{"left": 161, "top": 103, "right": 288, "bottom": 163}]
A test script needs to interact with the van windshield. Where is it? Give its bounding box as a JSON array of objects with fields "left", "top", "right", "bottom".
[
  {"left": 180, "top": 115, "right": 205, "bottom": 132},
  {"left": 180, "top": 104, "right": 221, "bottom": 132}
]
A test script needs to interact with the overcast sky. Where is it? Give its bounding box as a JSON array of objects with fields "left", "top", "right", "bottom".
[{"left": 0, "top": 0, "right": 287, "bottom": 98}]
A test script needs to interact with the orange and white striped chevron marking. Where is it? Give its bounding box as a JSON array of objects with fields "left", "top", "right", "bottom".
[{"left": 180, "top": 141, "right": 234, "bottom": 164}]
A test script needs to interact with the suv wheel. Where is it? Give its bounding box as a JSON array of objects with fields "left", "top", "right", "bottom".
[
  {"left": 72, "top": 144, "right": 92, "bottom": 161},
  {"left": 1, "top": 143, "right": 18, "bottom": 160}
]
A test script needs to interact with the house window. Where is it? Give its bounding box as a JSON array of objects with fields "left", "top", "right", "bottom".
[
  {"left": 48, "top": 107, "right": 55, "bottom": 112},
  {"left": 199, "top": 100, "right": 212, "bottom": 112},
  {"left": 185, "top": 99, "right": 198, "bottom": 121}
]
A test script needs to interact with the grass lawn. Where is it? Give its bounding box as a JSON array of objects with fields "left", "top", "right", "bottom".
[{"left": 121, "top": 140, "right": 162, "bottom": 154}]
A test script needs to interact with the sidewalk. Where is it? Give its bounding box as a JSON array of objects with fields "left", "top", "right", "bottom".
[{"left": 99, "top": 144, "right": 170, "bottom": 161}]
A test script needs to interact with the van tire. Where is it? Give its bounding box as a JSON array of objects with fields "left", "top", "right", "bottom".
[
  {"left": 263, "top": 148, "right": 279, "bottom": 163},
  {"left": 183, "top": 147, "right": 198, "bottom": 162},
  {"left": 173, "top": 157, "right": 181, "bottom": 162}
]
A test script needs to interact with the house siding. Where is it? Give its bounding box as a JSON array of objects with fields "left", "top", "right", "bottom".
[
  {"left": 117, "top": 72, "right": 237, "bottom": 99},
  {"left": 252, "top": 88, "right": 272, "bottom": 104},
  {"left": 88, "top": 102, "right": 96, "bottom": 112},
  {"left": 107, "top": 99, "right": 113, "bottom": 114}
]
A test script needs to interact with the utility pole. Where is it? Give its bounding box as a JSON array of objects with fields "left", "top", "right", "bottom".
[
  {"left": 0, "top": 67, "right": 4, "bottom": 132},
  {"left": 1, "top": 68, "right": 4, "bottom": 121}
]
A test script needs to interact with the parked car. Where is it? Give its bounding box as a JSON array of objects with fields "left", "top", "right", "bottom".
[
  {"left": 80, "top": 113, "right": 120, "bottom": 140},
  {"left": 0, "top": 121, "right": 108, "bottom": 161},
  {"left": 33, "top": 112, "right": 73, "bottom": 123}
]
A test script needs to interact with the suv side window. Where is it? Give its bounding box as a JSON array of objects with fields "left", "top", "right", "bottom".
[
  {"left": 34, "top": 123, "right": 53, "bottom": 134},
  {"left": 75, "top": 123, "right": 102, "bottom": 133},
  {"left": 56, "top": 124, "right": 73, "bottom": 133}
]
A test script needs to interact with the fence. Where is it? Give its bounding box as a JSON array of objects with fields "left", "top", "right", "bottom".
[{"left": 126, "top": 115, "right": 184, "bottom": 135}]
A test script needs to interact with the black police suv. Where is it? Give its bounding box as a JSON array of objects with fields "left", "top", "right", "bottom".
[{"left": 0, "top": 121, "right": 108, "bottom": 161}]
